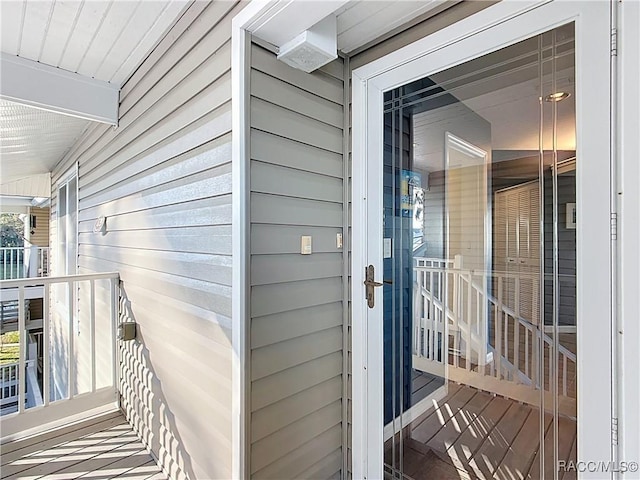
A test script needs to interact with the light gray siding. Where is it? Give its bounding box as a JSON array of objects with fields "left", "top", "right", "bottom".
[
  {"left": 249, "top": 43, "right": 346, "bottom": 479},
  {"left": 50, "top": 2, "right": 242, "bottom": 479}
]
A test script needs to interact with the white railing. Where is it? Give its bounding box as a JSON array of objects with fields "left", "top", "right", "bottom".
[
  {"left": 0, "top": 272, "right": 120, "bottom": 441},
  {"left": 1, "top": 246, "right": 49, "bottom": 280},
  {"left": 413, "top": 258, "right": 577, "bottom": 415},
  {"left": 0, "top": 356, "right": 41, "bottom": 415},
  {"left": 1, "top": 363, "right": 18, "bottom": 408}
]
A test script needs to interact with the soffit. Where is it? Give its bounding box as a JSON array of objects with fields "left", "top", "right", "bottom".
[
  {"left": 0, "top": 0, "right": 189, "bottom": 86},
  {"left": 0, "top": 0, "right": 190, "bottom": 199},
  {"left": 248, "top": 0, "right": 451, "bottom": 54}
]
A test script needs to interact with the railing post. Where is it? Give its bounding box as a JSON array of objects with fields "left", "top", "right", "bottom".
[
  {"left": 68, "top": 280, "right": 74, "bottom": 400},
  {"left": 112, "top": 278, "right": 120, "bottom": 399},
  {"left": 90, "top": 279, "right": 96, "bottom": 393},
  {"left": 413, "top": 270, "right": 420, "bottom": 357},
  {"left": 429, "top": 271, "right": 436, "bottom": 362},
  {"left": 43, "top": 283, "right": 50, "bottom": 406},
  {"left": 18, "top": 286, "right": 26, "bottom": 413},
  {"left": 466, "top": 272, "right": 472, "bottom": 371},
  {"left": 28, "top": 245, "right": 39, "bottom": 278},
  {"left": 496, "top": 277, "right": 503, "bottom": 380}
]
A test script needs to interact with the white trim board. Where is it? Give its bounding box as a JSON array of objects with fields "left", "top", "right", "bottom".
[
  {"left": 231, "top": 6, "right": 254, "bottom": 480},
  {"left": 351, "top": 1, "right": 613, "bottom": 479},
  {"left": 618, "top": 0, "right": 640, "bottom": 467},
  {"left": 0, "top": 53, "right": 119, "bottom": 125}
]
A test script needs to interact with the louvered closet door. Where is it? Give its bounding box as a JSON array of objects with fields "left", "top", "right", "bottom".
[{"left": 496, "top": 182, "right": 540, "bottom": 325}]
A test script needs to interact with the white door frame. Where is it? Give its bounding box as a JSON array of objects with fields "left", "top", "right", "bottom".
[{"left": 351, "top": 1, "right": 612, "bottom": 478}]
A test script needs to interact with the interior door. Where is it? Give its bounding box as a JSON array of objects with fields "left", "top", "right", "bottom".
[{"left": 352, "top": 2, "right": 612, "bottom": 479}]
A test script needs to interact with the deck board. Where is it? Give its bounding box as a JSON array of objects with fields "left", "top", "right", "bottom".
[
  {"left": 425, "top": 390, "right": 494, "bottom": 454},
  {"left": 386, "top": 382, "right": 577, "bottom": 480},
  {"left": 443, "top": 395, "right": 513, "bottom": 474},
  {"left": 410, "top": 386, "right": 477, "bottom": 444},
  {"left": 467, "top": 401, "right": 532, "bottom": 478},
  {"left": 0, "top": 412, "right": 125, "bottom": 462},
  {"left": 0, "top": 413, "right": 165, "bottom": 480}
]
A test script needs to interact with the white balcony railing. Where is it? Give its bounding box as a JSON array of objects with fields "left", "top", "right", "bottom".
[
  {"left": 0, "top": 272, "right": 120, "bottom": 441},
  {"left": 0, "top": 246, "right": 49, "bottom": 280},
  {"left": 412, "top": 256, "right": 577, "bottom": 417}
]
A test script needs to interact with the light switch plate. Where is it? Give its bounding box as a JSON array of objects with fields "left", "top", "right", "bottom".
[
  {"left": 384, "top": 238, "right": 392, "bottom": 258},
  {"left": 301, "top": 235, "right": 312, "bottom": 255}
]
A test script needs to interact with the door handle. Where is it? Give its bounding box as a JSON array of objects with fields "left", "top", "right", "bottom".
[{"left": 364, "top": 265, "right": 389, "bottom": 308}]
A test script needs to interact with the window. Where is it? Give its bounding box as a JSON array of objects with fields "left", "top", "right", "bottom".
[{"left": 56, "top": 169, "right": 78, "bottom": 276}]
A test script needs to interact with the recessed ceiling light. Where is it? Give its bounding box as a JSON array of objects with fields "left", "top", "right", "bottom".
[{"left": 543, "top": 92, "right": 571, "bottom": 102}]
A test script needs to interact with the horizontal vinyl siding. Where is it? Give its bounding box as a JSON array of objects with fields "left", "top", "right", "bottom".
[
  {"left": 50, "top": 3, "right": 243, "bottom": 479},
  {"left": 249, "top": 43, "right": 345, "bottom": 479},
  {"left": 29, "top": 207, "right": 49, "bottom": 246}
]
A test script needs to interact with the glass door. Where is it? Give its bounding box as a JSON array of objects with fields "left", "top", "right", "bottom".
[
  {"left": 351, "top": 1, "right": 612, "bottom": 480},
  {"left": 382, "top": 23, "right": 578, "bottom": 480}
]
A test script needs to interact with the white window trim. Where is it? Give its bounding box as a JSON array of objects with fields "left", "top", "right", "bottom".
[{"left": 55, "top": 164, "right": 79, "bottom": 277}]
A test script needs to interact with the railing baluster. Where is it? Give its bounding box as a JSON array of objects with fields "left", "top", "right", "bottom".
[
  {"left": 466, "top": 273, "right": 472, "bottom": 371},
  {"left": 43, "top": 283, "right": 50, "bottom": 406},
  {"left": 496, "top": 277, "right": 503, "bottom": 379},
  {"left": 548, "top": 342, "right": 553, "bottom": 393},
  {"left": 476, "top": 287, "right": 481, "bottom": 336},
  {"left": 563, "top": 354, "right": 568, "bottom": 397},
  {"left": 515, "top": 275, "right": 520, "bottom": 319},
  {"left": 452, "top": 268, "right": 459, "bottom": 328},
  {"left": 90, "top": 279, "right": 96, "bottom": 393},
  {"left": 525, "top": 327, "right": 529, "bottom": 381},
  {"left": 514, "top": 311, "right": 520, "bottom": 384},
  {"left": 111, "top": 278, "right": 119, "bottom": 391},
  {"left": 422, "top": 271, "right": 427, "bottom": 358},
  {"left": 68, "top": 280, "right": 74, "bottom": 400},
  {"left": 18, "top": 286, "right": 26, "bottom": 413},
  {"left": 504, "top": 314, "right": 509, "bottom": 373},
  {"left": 429, "top": 271, "right": 435, "bottom": 362}
]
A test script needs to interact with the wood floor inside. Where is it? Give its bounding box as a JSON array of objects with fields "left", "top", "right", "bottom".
[
  {"left": 0, "top": 411, "right": 166, "bottom": 480},
  {"left": 385, "top": 382, "right": 577, "bottom": 480}
]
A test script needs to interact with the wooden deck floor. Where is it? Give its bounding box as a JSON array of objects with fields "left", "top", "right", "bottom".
[
  {"left": 0, "top": 412, "right": 166, "bottom": 480},
  {"left": 386, "top": 383, "right": 577, "bottom": 480}
]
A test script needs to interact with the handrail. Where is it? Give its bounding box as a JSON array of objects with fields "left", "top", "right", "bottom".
[{"left": 0, "top": 271, "right": 119, "bottom": 287}]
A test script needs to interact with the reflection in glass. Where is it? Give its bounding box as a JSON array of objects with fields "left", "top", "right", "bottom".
[{"left": 382, "top": 23, "right": 576, "bottom": 479}]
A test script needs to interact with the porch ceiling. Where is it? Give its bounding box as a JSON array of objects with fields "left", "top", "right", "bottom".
[
  {"left": 0, "top": 0, "right": 190, "bottom": 198},
  {"left": 248, "top": 0, "right": 454, "bottom": 55}
]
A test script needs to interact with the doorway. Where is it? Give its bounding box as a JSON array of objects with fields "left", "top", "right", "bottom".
[{"left": 351, "top": 2, "right": 612, "bottom": 479}]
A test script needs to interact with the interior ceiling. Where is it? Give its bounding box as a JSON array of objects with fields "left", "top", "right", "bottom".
[
  {"left": 412, "top": 28, "right": 576, "bottom": 174},
  {"left": 0, "top": 0, "right": 190, "bottom": 199}
]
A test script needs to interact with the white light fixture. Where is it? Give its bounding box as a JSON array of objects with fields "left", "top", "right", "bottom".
[{"left": 277, "top": 15, "right": 337, "bottom": 73}]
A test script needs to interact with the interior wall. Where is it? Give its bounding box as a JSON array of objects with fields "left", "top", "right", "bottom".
[{"left": 50, "top": 2, "right": 243, "bottom": 478}]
